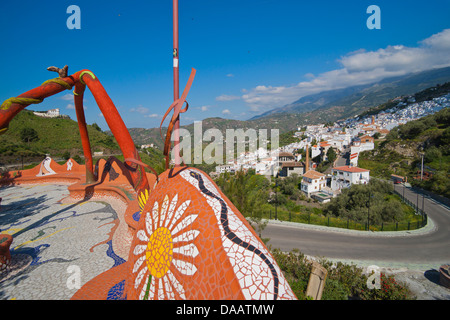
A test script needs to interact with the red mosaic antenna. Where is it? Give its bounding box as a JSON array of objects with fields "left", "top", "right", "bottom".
[{"left": 172, "top": 0, "right": 181, "bottom": 166}]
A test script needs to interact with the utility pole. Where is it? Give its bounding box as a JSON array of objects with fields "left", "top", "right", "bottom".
[
  {"left": 421, "top": 153, "right": 425, "bottom": 218},
  {"left": 367, "top": 190, "right": 370, "bottom": 231},
  {"left": 421, "top": 153, "right": 424, "bottom": 181},
  {"left": 416, "top": 153, "right": 422, "bottom": 212},
  {"left": 402, "top": 181, "right": 405, "bottom": 201},
  {"left": 275, "top": 176, "right": 278, "bottom": 220},
  {"left": 416, "top": 191, "right": 419, "bottom": 213}
]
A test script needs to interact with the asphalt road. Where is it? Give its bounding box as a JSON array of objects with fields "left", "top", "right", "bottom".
[
  {"left": 263, "top": 184, "right": 450, "bottom": 268},
  {"left": 335, "top": 147, "right": 350, "bottom": 167}
]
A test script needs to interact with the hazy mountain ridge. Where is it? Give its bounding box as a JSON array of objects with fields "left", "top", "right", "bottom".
[
  {"left": 121, "top": 67, "right": 450, "bottom": 148},
  {"left": 252, "top": 66, "right": 450, "bottom": 121}
]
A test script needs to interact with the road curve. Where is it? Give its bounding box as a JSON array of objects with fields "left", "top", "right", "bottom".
[{"left": 263, "top": 185, "right": 450, "bottom": 269}]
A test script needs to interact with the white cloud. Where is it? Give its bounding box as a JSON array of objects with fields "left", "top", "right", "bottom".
[
  {"left": 145, "top": 113, "right": 160, "bottom": 118},
  {"left": 67, "top": 103, "right": 87, "bottom": 110},
  {"left": 226, "top": 73, "right": 234, "bottom": 77},
  {"left": 60, "top": 93, "right": 74, "bottom": 101},
  {"left": 194, "top": 105, "right": 211, "bottom": 112},
  {"left": 216, "top": 94, "right": 241, "bottom": 101},
  {"left": 222, "top": 109, "right": 231, "bottom": 115},
  {"left": 130, "top": 106, "right": 150, "bottom": 114},
  {"left": 242, "top": 28, "right": 450, "bottom": 112},
  {"left": 421, "top": 28, "right": 450, "bottom": 50}
]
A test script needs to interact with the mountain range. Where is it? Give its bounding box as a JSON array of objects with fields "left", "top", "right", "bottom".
[
  {"left": 251, "top": 66, "right": 450, "bottom": 120},
  {"left": 126, "top": 66, "right": 450, "bottom": 148}
]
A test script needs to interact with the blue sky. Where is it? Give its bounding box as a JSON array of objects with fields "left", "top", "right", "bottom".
[{"left": 1, "top": 0, "right": 450, "bottom": 131}]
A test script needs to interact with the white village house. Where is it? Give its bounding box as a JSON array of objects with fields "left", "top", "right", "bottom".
[
  {"left": 33, "top": 108, "right": 61, "bottom": 118},
  {"left": 301, "top": 170, "right": 326, "bottom": 197},
  {"left": 331, "top": 165, "right": 370, "bottom": 191}
]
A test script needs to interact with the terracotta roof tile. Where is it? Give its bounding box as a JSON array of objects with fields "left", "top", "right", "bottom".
[
  {"left": 332, "top": 166, "right": 369, "bottom": 173},
  {"left": 303, "top": 170, "right": 325, "bottom": 179}
]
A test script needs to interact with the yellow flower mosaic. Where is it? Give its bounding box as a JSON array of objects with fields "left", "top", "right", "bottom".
[{"left": 132, "top": 194, "right": 199, "bottom": 300}]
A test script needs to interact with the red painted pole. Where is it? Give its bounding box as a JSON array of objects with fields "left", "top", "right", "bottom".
[
  {"left": 73, "top": 82, "right": 95, "bottom": 183},
  {"left": 172, "top": 0, "right": 181, "bottom": 167}
]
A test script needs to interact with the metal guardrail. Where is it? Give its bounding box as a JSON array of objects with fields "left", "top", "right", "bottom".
[{"left": 393, "top": 187, "right": 428, "bottom": 227}]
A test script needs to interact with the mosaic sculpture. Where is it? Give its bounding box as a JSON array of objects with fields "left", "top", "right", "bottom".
[
  {"left": 0, "top": 1, "right": 296, "bottom": 300},
  {"left": 0, "top": 66, "right": 297, "bottom": 300}
]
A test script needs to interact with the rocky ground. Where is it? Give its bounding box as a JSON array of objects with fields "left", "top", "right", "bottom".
[{"left": 371, "top": 266, "right": 450, "bottom": 300}]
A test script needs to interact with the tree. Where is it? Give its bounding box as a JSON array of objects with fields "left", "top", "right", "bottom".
[
  {"left": 91, "top": 122, "right": 102, "bottom": 132},
  {"left": 424, "top": 146, "right": 442, "bottom": 164},
  {"left": 434, "top": 107, "right": 450, "bottom": 125},
  {"left": 323, "top": 180, "right": 404, "bottom": 224},
  {"left": 398, "top": 121, "right": 427, "bottom": 139},
  {"left": 216, "top": 170, "right": 270, "bottom": 218},
  {"left": 439, "top": 127, "right": 450, "bottom": 155},
  {"left": 380, "top": 200, "right": 404, "bottom": 222},
  {"left": 326, "top": 147, "right": 337, "bottom": 164},
  {"left": 20, "top": 127, "right": 39, "bottom": 143}
]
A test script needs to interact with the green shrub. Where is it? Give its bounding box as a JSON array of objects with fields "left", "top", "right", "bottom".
[
  {"left": 272, "top": 249, "right": 415, "bottom": 300},
  {"left": 358, "top": 273, "right": 415, "bottom": 300}
]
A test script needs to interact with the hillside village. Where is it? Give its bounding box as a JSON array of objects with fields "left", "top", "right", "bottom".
[{"left": 214, "top": 91, "right": 450, "bottom": 202}]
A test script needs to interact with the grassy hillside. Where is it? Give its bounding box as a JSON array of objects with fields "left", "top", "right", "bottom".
[
  {"left": 0, "top": 110, "right": 120, "bottom": 165},
  {"left": 127, "top": 114, "right": 308, "bottom": 151}
]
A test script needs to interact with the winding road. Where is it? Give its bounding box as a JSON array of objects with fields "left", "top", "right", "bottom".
[{"left": 263, "top": 184, "right": 450, "bottom": 269}]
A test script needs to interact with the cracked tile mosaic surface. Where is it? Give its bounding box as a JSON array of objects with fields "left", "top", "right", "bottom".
[
  {"left": 124, "top": 167, "right": 296, "bottom": 300},
  {"left": 0, "top": 184, "right": 122, "bottom": 300}
]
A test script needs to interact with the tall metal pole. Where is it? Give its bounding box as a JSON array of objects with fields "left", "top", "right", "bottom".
[
  {"left": 420, "top": 153, "right": 424, "bottom": 217},
  {"left": 367, "top": 190, "right": 370, "bottom": 231},
  {"left": 275, "top": 177, "right": 278, "bottom": 220},
  {"left": 172, "top": 0, "right": 181, "bottom": 166},
  {"left": 421, "top": 153, "right": 424, "bottom": 181},
  {"left": 402, "top": 182, "right": 405, "bottom": 201},
  {"left": 416, "top": 192, "right": 419, "bottom": 213}
]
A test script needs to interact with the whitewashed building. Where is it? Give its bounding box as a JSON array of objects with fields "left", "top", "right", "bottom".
[
  {"left": 301, "top": 170, "right": 327, "bottom": 197},
  {"left": 331, "top": 166, "right": 370, "bottom": 191},
  {"left": 33, "top": 108, "right": 61, "bottom": 118}
]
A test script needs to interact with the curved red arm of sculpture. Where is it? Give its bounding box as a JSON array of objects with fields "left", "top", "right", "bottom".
[{"left": 0, "top": 69, "right": 149, "bottom": 194}]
